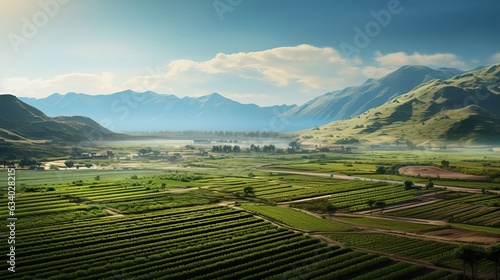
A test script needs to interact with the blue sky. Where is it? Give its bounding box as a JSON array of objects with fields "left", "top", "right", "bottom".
[{"left": 1, "top": 0, "right": 499, "bottom": 106}]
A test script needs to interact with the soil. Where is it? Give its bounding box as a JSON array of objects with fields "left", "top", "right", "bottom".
[
  {"left": 398, "top": 166, "right": 489, "bottom": 180},
  {"left": 422, "top": 228, "right": 500, "bottom": 245}
]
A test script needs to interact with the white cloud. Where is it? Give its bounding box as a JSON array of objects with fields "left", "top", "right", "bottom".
[
  {"left": 1, "top": 72, "right": 120, "bottom": 97},
  {"left": 123, "top": 44, "right": 386, "bottom": 100},
  {"left": 490, "top": 53, "right": 500, "bottom": 64},
  {"left": 374, "top": 51, "right": 466, "bottom": 69},
  {"left": 1, "top": 45, "right": 470, "bottom": 106}
]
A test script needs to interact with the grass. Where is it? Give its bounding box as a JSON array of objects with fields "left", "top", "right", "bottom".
[
  {"left": 242, "top": 205, "right": 352, "bottom": 232},
  {"left": 334, "top": 216, "right": 441, "bottom": 232}
]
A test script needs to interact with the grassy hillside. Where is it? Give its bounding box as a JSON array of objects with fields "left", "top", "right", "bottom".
[
  {"left": 0, "top": 94, "right": 120, "bottom": 159},
  {"left": 300, "top": 64, "right": 500, "bottom": 146}
]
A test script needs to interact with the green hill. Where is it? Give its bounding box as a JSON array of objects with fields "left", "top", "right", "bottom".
[
  {"left": 0, "top": 94, "right": 116, "bottom": 142},
  {"left": 0, "top": 94, "right": 120, "bottom": 159},
  {"left": 299, "top": 64, "right": 500, "bottom": 146}
]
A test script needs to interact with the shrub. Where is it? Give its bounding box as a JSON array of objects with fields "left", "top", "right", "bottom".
[{"left": 375, "top": 166, "right": 387, "bottom": 174}]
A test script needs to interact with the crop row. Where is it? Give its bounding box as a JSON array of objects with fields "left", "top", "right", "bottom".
[
  {"left": 17, "top": 204, "right": 225, "bottom": 237},
  {"left": 261, "top": 182, "right": 386, "bottom": 202},
  {"left": 327, "top": 233, "right": 459, "bottom": 266},
  {"left": 389, "top": 194, "right": 500, "bottom": 226},
  {"left": 18, "top": 210, "right": 251, "bottom": 255},
  {"left": 21, "top": 222, "right": 284, "bottom": 278},
  {"left": 243, "top": 205, "right": 352, "bottom": 232},
  {"left": 8, "top": 203, "right": 454, "bottom": 280}
]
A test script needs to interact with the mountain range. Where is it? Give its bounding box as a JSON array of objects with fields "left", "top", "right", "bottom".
[
  {"left": 299, "top": 64, "right": 500, "bottom": 145},
  {"left": 21, "top": 91, "right": 296, "bottom": 132},
  {"left": 8, "top": 64, "right": 500, "bottom": 146},
  {"left": 20, "top": 65, "right": 464, "bottom": 132}
]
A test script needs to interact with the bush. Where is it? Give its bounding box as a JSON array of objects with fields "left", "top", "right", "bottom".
[
  {"left": 131, "top": 175, "right": 138, "bottom": 179},
  {"left": 404, "top": 180, "right": 414, "bottom": 190},
  {"left": 425, "top": 180, "right": 434, "bottom": 189},
  {"left": 375, "top": 166, "right": 387, "bottom": 174}
]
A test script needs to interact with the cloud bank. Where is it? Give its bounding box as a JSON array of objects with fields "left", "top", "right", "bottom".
[{"left": 1, "top": 45, "right": 480, "bottom": 105}]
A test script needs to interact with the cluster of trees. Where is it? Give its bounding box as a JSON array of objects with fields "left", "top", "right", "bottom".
[
  {"left": 250, "top": 144, "right": 276, "bottom": 152},
  {"left": 210, "top": 144, "right": 279, "bottom": 153},
  {"left": 64, "top": 161, "right": 93, "bottom": 169},
  {"left": 19, "top": 157, "right": 40, "bottom": 167},
  {"left": 136, "top": 129, "right": 288, "bottom": 138},
  {"left": 375, "top": 165, "right": 407, "bottom": 175},
  {"left": 454, "top": 244, "right": 499, "bottom": 280},
  {"left": 211, "top": 145, "right": 241, "bottom": 153}
]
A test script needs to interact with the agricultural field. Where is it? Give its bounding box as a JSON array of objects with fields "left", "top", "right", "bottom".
[
  {"left": 2, "top": 146, "right": 500, "bottom": 279},
  {"left": 326, "top": 232, "right": 495, "bottom": 276},
  {"left": 203, "top": 174, "right": 391, "bottom": 202},
  {"left": 1, "top": 173, "right": 453, "bottom": 279},
  {"left": 388, "top": 192, "right": 500, "bottom": 227},
  {"left": 333, "top": 216, "right": 441, "bottom": 233},
  {"left": 241, "top": 205, "right": 352, "bottom": 232}
]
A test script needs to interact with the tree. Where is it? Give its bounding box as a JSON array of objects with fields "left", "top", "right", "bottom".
[
  {"left": 85, "top": 163, "right": 93, "bottom": 169},
  {"left": 367, "top": 199, "right": 376, "bottom": 215},
  {"left": 441, "top": 160, "right": 450, "bottom": 168},
  {"left": 375, "top": 166, "right": 387, "bottom": 174},
  {"left": 64, "top": 160, "right": 74, "bottom": 169},
  {"left": 19, "top": 157, "right": 37, "bottom": 167},
  {"left": 454, "top": 244, "right": 487, "bottom": 279},
  {"left": 250, "top": 144, "right": 260, "bottom": 152},
  {"left": 488, "top": 244, "right": 500, "bottom": 280},
  {"left": 212, "top": 145, "right": 221, "bottom": 152},
  {"left": 425, "top": 179, "right": 434, "bottom": 190},
  {"left": 243, "top": 186, "right": 254, "bottom": 196},
  {"left": 289, "top": 141, "right": 300, "bottom": 151},
  {"left": 375, "top": 201, "right": 386, "bottom": 213},
  {"left": 403, "top": 180, "right": 414, "bottom": 190},
  {"left": 138, "top": 148, "right": 152, "bottom": 156}
]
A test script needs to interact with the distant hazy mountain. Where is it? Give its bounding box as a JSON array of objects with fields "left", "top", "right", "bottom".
[
  {"left": 281, "top": 65, "right": 463, "bottom": 130},
  {"left": 299, "top": 64, "right": 500, "bottom": 145},
  {"left": 21, "top": 91, "right": 296, "bottom": 132},
  {"left": 0, "top": 94, "right": 116, "bottom": 142},
  {"left": 18, "top": 65, "right": 464, "bottom": 133}
]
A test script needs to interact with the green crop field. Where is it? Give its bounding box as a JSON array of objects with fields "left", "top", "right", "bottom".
[
  {"left": 327, "top": 233, "right": 494, "bottom": 274},
  {"left": 203, "top": 174, "right": 389, "bottom": 202},
  {"left": 334, "top": 216, "right": 441, "bottom": 232},
  {"left": 242, "top": 205, "right": 352, "bottom": 232},
  {"left": 1, "top": 198, "right": 453, "bottom": 280},
  {"left": 388, "top": 192, "right": 500, "bottom": 227},
  {"left": 3, "top": 146, "right": 500, "bottom": 279}
]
